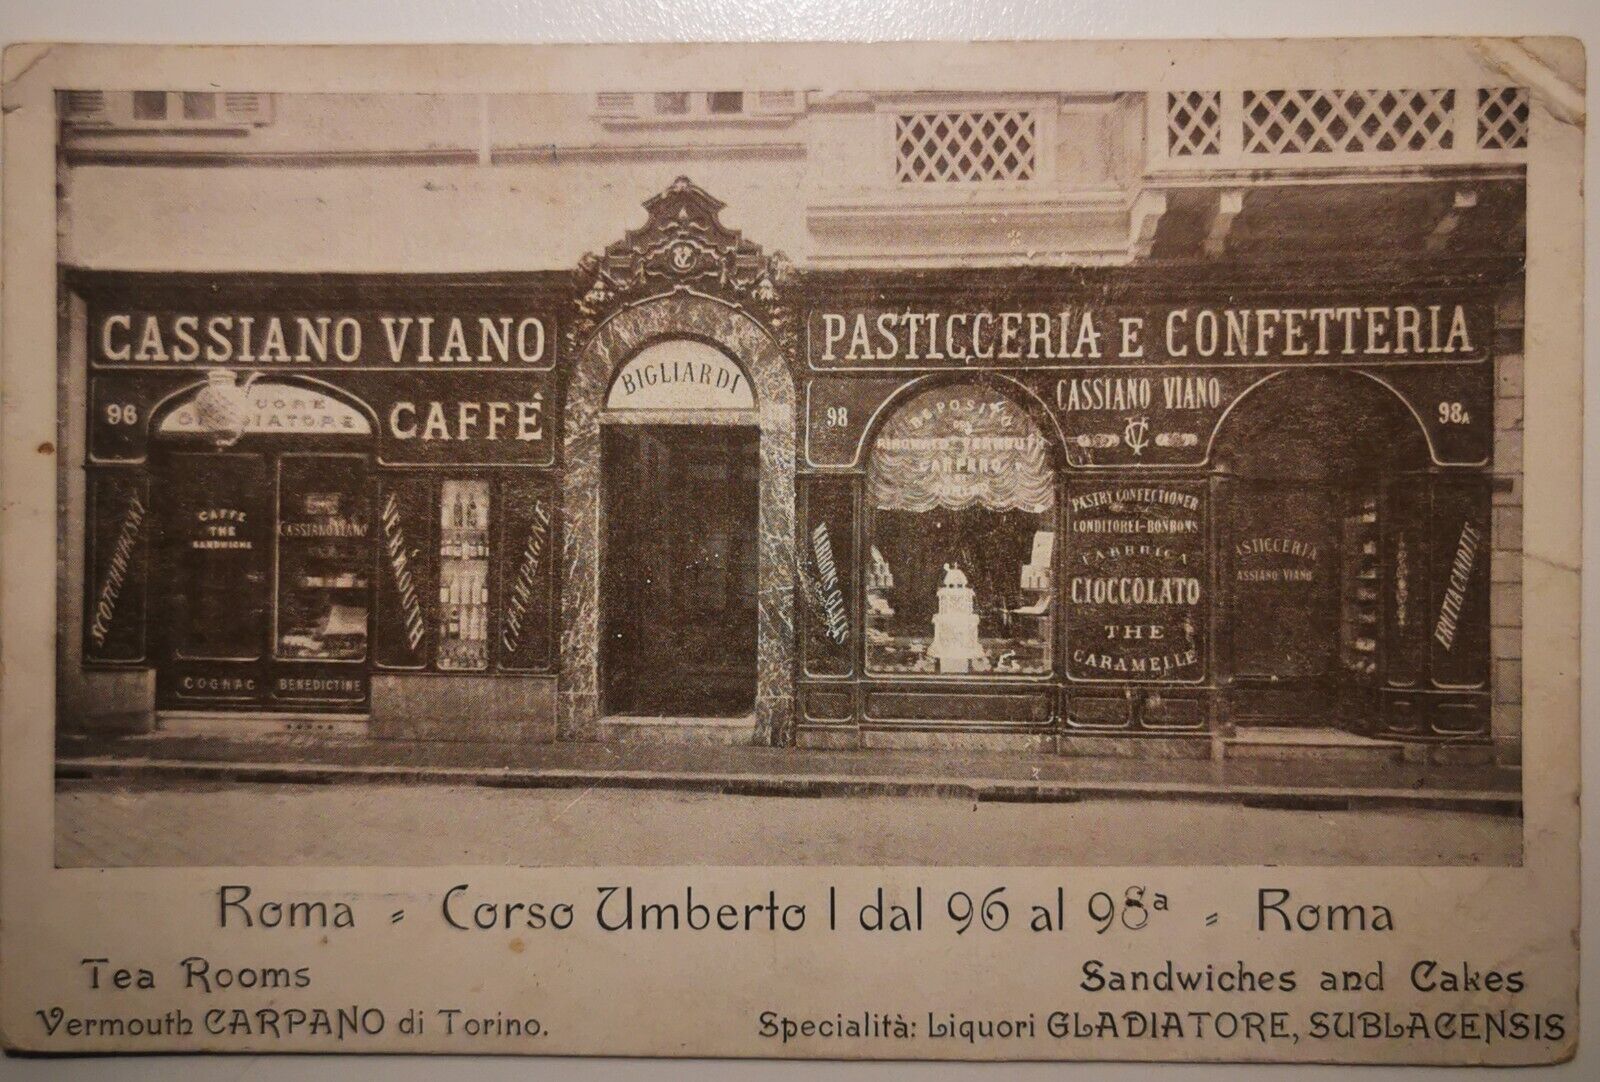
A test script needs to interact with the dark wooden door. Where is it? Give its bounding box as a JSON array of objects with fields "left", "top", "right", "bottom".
[
  {"left": 1227, "top": 481, "right": 1339, "bottom": 725},
  {"left": 602, "top": 426, "right": 759, "bottom": 716},
  {"left": 156, "top": 452, "right": 271, "bottom": 709}
]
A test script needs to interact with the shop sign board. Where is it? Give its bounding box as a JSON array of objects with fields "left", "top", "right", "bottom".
[
  {"left": 1429, "top": 480, "right": 1492, "bottom": 690},
  {"left": 91, "top": 306, "right": 555, "bottom": 370},
  {"left": 79, "top": 284, "right": 562, "bottom": 467},
  {"left": 799, "top": 478, "right": 855, "bottom": 678},
  {"left": 802, "top": 294, "right": 1495, "bottom": 470},
  {"left": 498, "top": 475, "right": 557, "bottom": 672},
  {"left": 81, "top": 471, "right": 151, "bottom": 665},
  {"left": 373, "top": 476, "right": 435, "bottom": 671},
  {"left": 605, "top": 340, "right": 755, "bottom": 412},
  {"left": 1064, "top": 481, "right": 1207, "bottom": 683}
]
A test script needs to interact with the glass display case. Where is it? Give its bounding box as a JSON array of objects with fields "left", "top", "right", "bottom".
[
  {"left": 865, "top": 510, "right": 1053, "bottom": 675},
  {"left": 862, "top": 384, "right": 1055, "bottom": 678},
  {"left": 436, "top": 478, "right": 491, "bottom": 671},
  {"left": 275, "top": 457, "right": 371, "bottom": 662}
]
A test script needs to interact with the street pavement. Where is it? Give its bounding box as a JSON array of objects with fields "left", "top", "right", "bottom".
[{"left": 56, "top": 780, "right": 1521, "bottom": 867}]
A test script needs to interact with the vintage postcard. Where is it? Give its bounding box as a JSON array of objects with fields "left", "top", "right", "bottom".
[{"left": 0, "top": 38, "right": 1582, "bottom": 1063}]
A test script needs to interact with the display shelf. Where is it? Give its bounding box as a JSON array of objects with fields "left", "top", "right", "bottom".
[
  {"left": 276, "top": 481, "right": 371, "bottom": 662},
  {"left": 436, "top": 480, "right": 491, "bottom": 672},
  {"left": 1337, "top": 491, "right": 1381, "bottom": 683}
]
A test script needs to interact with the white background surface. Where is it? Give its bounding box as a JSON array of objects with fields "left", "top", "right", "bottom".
[{"left": 1, "top": 1, "right": 1596, "bottom": 1079}]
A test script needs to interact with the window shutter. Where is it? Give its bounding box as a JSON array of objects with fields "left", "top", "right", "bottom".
[
  {"left": 753, "top": 91, "right": 801, "bottom": 115},
  {"left": 594, "top": 92, "right": 639, "bottom": 117},
  {"left": 221, "top": 92, "right": 273, "bottom": 126},
  {"left": 63, "top": 90, "right": 110, "bottom": 126}
]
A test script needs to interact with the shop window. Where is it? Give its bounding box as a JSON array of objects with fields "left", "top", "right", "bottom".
[
  {"left": 865, "top": 384, "right": 1055, "bottom": 676},
  {"left": 1338, "top": 490, "right": 1382, "bottom": 682},
  {"left": 274, "top": 457, "right": 371, "bottom": 662},
  {"left": 437, "top": 479, "right": 491, "bottom": 671},
  {"left": 707, "top": 91, "right": 745, "bottom": 115}
]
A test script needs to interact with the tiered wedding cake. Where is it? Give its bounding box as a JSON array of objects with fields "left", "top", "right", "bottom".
[{"left": 928, "top": 563, "right": 984, "bottom": 673}]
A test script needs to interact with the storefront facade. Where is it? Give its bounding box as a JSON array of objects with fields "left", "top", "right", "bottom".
[
  {"left": 792, "top": 272, "right": 1500, "bottom": 754},
  {"left": 70, "top": 272, "right": 568, "bottom": 740},
  {"left": 64, "top": 191, "right": 1508, "bottom": 756},
  {"left": 57, "top": 82, "right": 1527, "bottom": 763}
]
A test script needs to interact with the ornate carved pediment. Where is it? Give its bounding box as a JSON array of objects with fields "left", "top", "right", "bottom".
[{"left": 567, "top": 176, "right": 797, "bottom": 357}]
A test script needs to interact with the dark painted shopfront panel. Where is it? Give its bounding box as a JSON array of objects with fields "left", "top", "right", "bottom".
[
  {"left": 1063, "top": 480, "right": 1208, "bottom": 731},
  {"left": 83, "top": 469, "right": 151, "bottom": 666},
  {"left": 797, "top": 276, "right": 1499, "bottom": 742},
  {"left": 157, "top": 452, "right": 273, "bottom": 707},
  {"left": 74, "top": 272, "right": 565, "bottom": 725}
]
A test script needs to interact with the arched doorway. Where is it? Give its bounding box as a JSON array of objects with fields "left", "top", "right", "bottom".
[
  {"left": 601, "top": 339, "right": 760, "bottom": 717},
  {"left": 560, "top": 293, "right": 796, "bottom": 743},
  {"left": 1212, "top": 372, "right": 1434, "bottom": 730}
]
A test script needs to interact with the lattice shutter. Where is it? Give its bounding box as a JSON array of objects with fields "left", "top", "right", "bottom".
[
  {"left": 1167, "top": 91, "right": 1221, "bottom": 156},
  {"left": 895, "top": 111, "right": 1037, "bottom": 183},
  {"left": 1243, "top": 89, "right": 1454, "bottom": 153},
  {"left": 1477, "top": 87, "right": 1529, "bottom": 150}
]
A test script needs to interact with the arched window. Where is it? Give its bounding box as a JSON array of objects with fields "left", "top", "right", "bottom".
[{"left": 864, "top": 383, "right": 1055, "bottom": 676}]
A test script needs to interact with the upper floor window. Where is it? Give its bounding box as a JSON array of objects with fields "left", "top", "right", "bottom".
[
  {"left": 181, "top": 91, "right": 217, "bottom": 121},
  {"left": 592, "top": 90, "right": 800, "bottom": 126},
  {"left": 654, "top": 92, "right": 690, "bottom": 116},
  {"left": 62, "top": 90, "right": 273, "bottom": 131},
  {"left": 895, "top": 110, "right": 1037, "bottom": 183},
  {"left": 132, "top": 91, "right": 168, "bottom": 121}
]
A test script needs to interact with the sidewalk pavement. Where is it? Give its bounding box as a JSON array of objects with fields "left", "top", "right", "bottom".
[{"left": 56, "top": 733, "right": 1521, "bottom": 814}]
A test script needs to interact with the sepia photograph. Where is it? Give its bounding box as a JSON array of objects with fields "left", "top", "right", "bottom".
[
  {"left": 0, "top": 30, "right": 1583, "bottom": 1066},
  {"left": 50, "top": 76, "right": 1530, "bottom": 869}
]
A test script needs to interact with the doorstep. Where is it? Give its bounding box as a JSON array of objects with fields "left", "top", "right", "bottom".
[
  {"left": 55, "top": 732, "right": 1521, "bottom": 814},
  {"left": 595, "top": 714, "right": 758, "bottom": 746},
  {"left": 1223, "top": 726, "right": 1406, "bottom": 765},
  {"left": 158, "top": 710, "right": 368, "bottom": 738}
]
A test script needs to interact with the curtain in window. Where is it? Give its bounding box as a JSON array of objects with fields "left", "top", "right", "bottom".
[{"left": 866, "top": 384, "right": 1053, "bottom": 514}]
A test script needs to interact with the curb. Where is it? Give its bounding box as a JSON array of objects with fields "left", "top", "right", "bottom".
[{"left": 55, "top": 757, "right": 1523, "bottom": 816}]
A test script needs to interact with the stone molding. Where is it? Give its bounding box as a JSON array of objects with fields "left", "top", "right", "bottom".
[{"left": 558, "top": 290, "right": 797, "bottom": 743}]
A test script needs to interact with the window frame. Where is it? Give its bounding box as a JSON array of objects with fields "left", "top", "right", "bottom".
[{"left": 861, "top": 382, "right": 1059, "bottom": 682}]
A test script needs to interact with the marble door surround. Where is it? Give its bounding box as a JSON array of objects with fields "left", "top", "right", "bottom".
[{"left": 559, "top": 291, "right": 798, "bottom": 743}]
